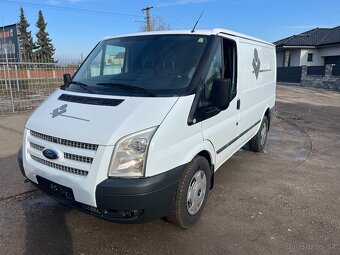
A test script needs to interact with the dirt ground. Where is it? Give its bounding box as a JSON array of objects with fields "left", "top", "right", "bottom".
[{"left": 0, "top": 84, "right": 339, "bottom": 255}]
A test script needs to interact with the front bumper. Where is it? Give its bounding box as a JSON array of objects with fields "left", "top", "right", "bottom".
[{"left": 18, "top": 146, "right": 185, "bottom": 223}]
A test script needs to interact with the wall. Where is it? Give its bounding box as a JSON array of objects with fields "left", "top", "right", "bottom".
[
  {"left": 319, "top": 45, "right": 340, "bottom": 57},
  {"left": 277, "top": 64, "right": 340, "bottom": 91},
  {"left": 276, "top": 51, "right": 284, "bottom": 67},
  {"left": 300, "top": 48, "right": 324, "bottom": 66},
  {"left": 276, "top": 46, "right": 340, "bottom": 67},
  {"left": 0, "top": 65, "right": 78, "bottom": 80},
  {"left": 275, "top": 49, "right": 301, "bottom": 67},
  {"left": 289, "top": 49, "right": 301, "bottom": 66},
  {"left": 300, "top": 64, "right": 340, "bottom": 90}
]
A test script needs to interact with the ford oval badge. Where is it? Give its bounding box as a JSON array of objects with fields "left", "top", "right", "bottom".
[{"left": 42, "top": 148, "right": 59, "bottom": 160}]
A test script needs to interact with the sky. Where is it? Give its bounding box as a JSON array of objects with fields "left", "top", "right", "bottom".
[{"left": 1, "top": 0, "right": 339, "bottom": 58}]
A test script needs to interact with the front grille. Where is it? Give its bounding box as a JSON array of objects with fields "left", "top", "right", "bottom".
[
  {"left": 30, "top": 130, "right": 98, "bottom": 151},
  {"left": 30, "top": 142, "right": 93, "bottom": 164},
  {"left": 28, "top": 130, "right": 97, "bottom": 176},
  {"left": 64, "top": 153, "right": 93, "bottom": 164},
  {"left": 31, "top": 155, "right": 88, "bottom": 176}
]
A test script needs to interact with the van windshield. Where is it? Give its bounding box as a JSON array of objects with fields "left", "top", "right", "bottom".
[{"left": 65, "top": 35, "right": 209, "bottom": 97}]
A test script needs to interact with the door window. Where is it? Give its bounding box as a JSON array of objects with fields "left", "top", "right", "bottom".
[
  {"left": 203, "top": 42, "right": 222, "bottom": 101},
  {"left": 82, "top": 45, "right": 126, "bottom": 78},
  {"left": 103, "top": 45, "right": 126, "bottom": 75},
  {"left": 222, "top": 39, "right": 237, "bottom": 97},
  {"left": 88, "top": 50, "right": 102, "bottom": 78},
  {"left": 202, "top": 37, "right": 237, "bottom": 103}
]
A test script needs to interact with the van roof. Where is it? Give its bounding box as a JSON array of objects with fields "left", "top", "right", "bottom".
[{"left": 103, "top": 28, "right": 274, "bottom": 46}]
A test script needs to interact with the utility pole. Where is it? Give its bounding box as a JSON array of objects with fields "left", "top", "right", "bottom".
[{"left": 142, "top": 6, "right": 153, "bottom": 32}]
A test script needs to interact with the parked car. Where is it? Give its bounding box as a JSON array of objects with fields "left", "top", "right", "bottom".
[{"left": 18, "top": 29, "right": 276, "bottom": 228}]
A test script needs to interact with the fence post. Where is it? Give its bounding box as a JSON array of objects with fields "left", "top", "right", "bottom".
[
  {"left": 5, "top": 63, "right": 15, "bottom": 112},
  {"left": 2, "top": 65, "right": 8, "bottom": 90},
  {"left": 301, "top": 65, "right": 307, "bottom": 86},
  {"left": 325, "top": 64, "right": 333, "bottom": 78},
  {"left": 15, "top": 65, "right": 20, "bottom": 91}
]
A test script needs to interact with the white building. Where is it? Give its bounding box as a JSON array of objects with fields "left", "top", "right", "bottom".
[{"left": 275, "top": 26, "right": 340, "bottom": 67}]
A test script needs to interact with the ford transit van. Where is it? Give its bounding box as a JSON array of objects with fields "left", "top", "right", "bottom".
[{"left": 18, "top": 29, "right": 276, "bottom": 228}]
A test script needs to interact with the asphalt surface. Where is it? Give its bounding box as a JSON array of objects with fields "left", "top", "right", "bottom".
[{"left": 0, "top": 84, "right": 339, "bottom": 255}]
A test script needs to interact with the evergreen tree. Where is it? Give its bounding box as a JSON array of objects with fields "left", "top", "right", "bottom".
[
  {"left": 34, "top": 10, "right": 55, "bottom": 62},
  {"left": 18, "top": 7, "right": 35, "bottom": 62}
]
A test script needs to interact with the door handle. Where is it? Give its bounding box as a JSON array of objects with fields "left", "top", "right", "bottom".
[{"left": 237, "top": 99, "right": 241, "bottom": 110}]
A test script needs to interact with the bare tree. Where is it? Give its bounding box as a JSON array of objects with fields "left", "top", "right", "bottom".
[{"left": 140, "top": 15, "right": 170, "bottom": 32}]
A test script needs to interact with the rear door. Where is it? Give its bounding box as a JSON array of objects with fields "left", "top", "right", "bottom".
[{"left": 201, "top": 36, "right": 240, "bottom": 168}]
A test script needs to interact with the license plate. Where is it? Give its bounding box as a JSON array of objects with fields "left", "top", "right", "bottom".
[{"left": 36, "top": 175, "right": 75, "bottom": 201}]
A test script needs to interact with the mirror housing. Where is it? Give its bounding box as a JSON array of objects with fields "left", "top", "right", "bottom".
[
  {"left": 63, "top": 73, "right": 71, "bottom": 86},
  {"left": 211, "top": 78, "right": 232, "bottom": 111}
]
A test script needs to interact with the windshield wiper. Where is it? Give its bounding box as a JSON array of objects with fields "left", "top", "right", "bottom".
[
  {"left": 96, "top": 82, "right": 155, "bottom": 96},
  {"left": 69, "top": 81, "right": 95, "bottom": 94}
]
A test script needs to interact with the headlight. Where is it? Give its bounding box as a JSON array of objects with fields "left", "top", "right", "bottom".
[{"left": 108, "top": 127, "right": 157, "bottom": 178}]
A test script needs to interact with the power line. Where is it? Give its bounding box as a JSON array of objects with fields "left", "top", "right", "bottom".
[{"left": 0, "top": 0, "right": 143, "bottom": 18}]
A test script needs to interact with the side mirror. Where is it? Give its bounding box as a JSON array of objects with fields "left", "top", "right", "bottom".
[
  {"left": 63, "top": 73, "right": 71, "bottom": 86},
  {"left": 211, "top": 78, "right": 232, "bottom": 110}
]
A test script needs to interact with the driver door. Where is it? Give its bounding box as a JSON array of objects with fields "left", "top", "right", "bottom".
[{"left": 201, "top": 37, "right": 240, "bottom": 168}]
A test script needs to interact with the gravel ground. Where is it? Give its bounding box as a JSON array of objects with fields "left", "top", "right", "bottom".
[{"left": 0, "top": 84, "right": 339, "bottom": 255}]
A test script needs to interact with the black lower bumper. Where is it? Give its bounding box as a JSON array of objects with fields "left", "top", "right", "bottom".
[
  {"left": 94, "top": 165, "right": 185, "bottom": 223},
  {"left": 18, "top": 146, "right": 26, "bottom": 178},
  {"left": 18, "top": 147, "right": 185, "bottom": 223}
]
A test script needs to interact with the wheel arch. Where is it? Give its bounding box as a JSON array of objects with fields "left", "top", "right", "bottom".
[
  {"left": 265, "top": 108, "right": 270, "bottom": 130},
  {"left": 196, "top": 140, "right": 216, "bottom": 190},
  {"left": 263, "top": 106, "right": 273, "bottom": 131}
]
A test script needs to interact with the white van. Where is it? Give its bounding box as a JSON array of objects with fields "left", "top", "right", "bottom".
[{"left": 18, "top": 29, "right": 276, "bottom": 228}]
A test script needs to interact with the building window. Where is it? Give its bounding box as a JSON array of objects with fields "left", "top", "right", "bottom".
[{"left": 307, "top": 53, "right": 313, "bottom": 62}]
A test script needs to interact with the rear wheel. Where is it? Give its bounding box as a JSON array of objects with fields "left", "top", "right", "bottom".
[
  {"left": 249, "top": 116, "right": 269, "bottom": 152},
  {"left": 166, "top": 156, "right": 211, "bottom": 229}
]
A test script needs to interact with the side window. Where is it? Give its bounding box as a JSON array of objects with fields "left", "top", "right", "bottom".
[
  {"left": 103, "top": 45, "right": 126, "bottom": 75},
  {"left": 202, "top": 38, "right": 237, "bottom": 104},
  {"left": 222, "top": 38, "right": 237, "bottom": 94},
  {"left": 203, "top": 42, "right": 222, "bottom": 100}
]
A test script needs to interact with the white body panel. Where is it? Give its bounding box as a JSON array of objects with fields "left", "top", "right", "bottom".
[
  {"left": 146, "top": 95, "right": 216, "bottom": 177},
  {"left": 238, "top": 39, "right": 276, "bottom": 139},
  {"left": 26, "top": 89, "right": 178, "bottom": 146},
  {"left": 22, "top": 28, "right": 276, "bottom": 208}
]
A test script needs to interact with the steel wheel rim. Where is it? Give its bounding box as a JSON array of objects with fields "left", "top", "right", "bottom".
[
  {"left": 187, "top": 170, "right": 207, "bottom": 215},
  {"left": 260, "top": 122, "right": 267, "bottom": 145}
]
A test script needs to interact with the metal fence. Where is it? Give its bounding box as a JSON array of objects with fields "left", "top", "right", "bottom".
[
  {"left": 277, "top": 66, "right": 302, "bottom": 83},
  {"left": 0, "top": 59, "right": 80, "bottom": 114},
  {"left": 307, "top": 66, "right": 325, "bottom": 76}
]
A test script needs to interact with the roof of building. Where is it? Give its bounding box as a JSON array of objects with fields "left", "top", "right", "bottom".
[
  {"left": 103, "top": 28, "right": 274, "bottom": 46},
  {"left": 114, "top": 52, "right": 125, "bottom": 59},
  {"left": 274, "top": 26, "right": 340, "bottom": 47}
]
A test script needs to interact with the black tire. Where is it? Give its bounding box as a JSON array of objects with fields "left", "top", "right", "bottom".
[
  {"left": 166, "top": 156, "right": 211, "bottom": 229},
  {"left": 249, "top": 116, "right": 269, "bottom": 152}
]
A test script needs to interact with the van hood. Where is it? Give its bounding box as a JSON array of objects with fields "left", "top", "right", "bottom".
[{"left": 26, "top": 89, "right": 179, "bottom": 145}]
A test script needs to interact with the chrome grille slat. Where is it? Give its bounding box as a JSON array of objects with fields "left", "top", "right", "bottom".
[
  {"left": 30, "top": 155, "right": 88, "bottom": 176},
  {"left": 30, "top": 142, "right": 44, "bottom": 151},
  {"left": 64, "top": 153, "right": 93, "bottom": 164},
  {"left": 30, "top": 130, "right": 98, "bottom": 151}
]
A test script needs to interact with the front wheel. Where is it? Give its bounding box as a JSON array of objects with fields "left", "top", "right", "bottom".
[
  {"left": 166, "top": 156, "right": 211, "bottom": 229},
  {"left": 249, "top": 116, "right": 269, "bottom": 152}
]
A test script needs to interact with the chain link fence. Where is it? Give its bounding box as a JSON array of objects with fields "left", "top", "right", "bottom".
[{"left": 0, "top": 57, "right": 80, "bottom": 114}]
